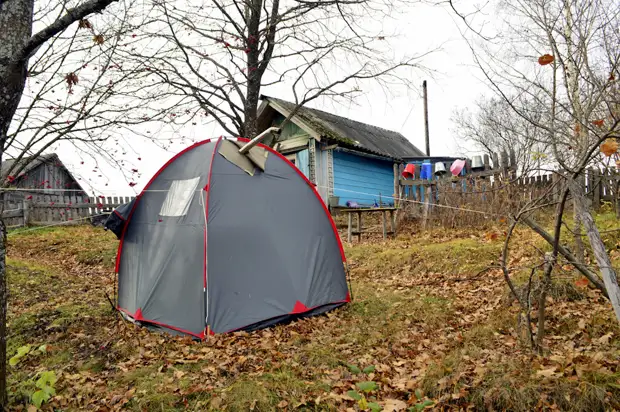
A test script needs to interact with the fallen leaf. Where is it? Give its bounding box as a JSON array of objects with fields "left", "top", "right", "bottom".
[
  {"left": 578, "top": 319, "right": 586, "bottom": 330},
  {"left": 383, "top": 398, "right": 408, "bottom": 411},
  {"left": 597, "top": 333, "right": 613, "bottom": 345},
  {"left": 575, "top": 277, "right": 589, "bottom": 288},
  {"left": 537, "top": 366, "right": 558, "bottom": 378}
]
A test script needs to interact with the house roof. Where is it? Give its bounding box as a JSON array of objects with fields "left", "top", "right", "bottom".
[
  {"left": 260, "top": 95, "right": 426, "bottom": 160},
  {"left": 1, "top": 153, "right": 58, "bottom": 178}
]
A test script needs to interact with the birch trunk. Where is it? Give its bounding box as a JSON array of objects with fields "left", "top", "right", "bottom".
[
  {"left": 573, "top": 203, "right": 585, "bottom": 263},
  {"left": 569, "top": 178, "right": 620, "bottom": 324}
]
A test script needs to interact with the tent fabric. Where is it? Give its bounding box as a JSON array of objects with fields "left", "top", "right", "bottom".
[
  {"left": 114, "top": 137, "right": 349, "bottom": 338},
  {"left": 104, "top": 197, "right": 136, "bottom": 239}
]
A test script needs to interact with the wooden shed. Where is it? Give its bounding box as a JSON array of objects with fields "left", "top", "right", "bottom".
[{"left": 256, "top": 96, "right": 425, "bottom": 208}]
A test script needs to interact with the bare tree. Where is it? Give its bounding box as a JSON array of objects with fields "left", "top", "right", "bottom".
[
  {"left": 453, "top": 94, "right": 550, "bottom": 175},
  {"left": 459, "top": 0, "right": 620, "bottom": 351},
  {"left": 122, "top": 0, "right": 432, "bottom": 140},
  {"left": 0, "top": 0, "right": 164, "bottom": 405}
]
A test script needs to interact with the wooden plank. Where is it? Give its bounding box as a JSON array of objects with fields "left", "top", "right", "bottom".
[
  {"left": 22, "top": 199, "right": 30, "bottom": 226},
  {"left": 347, "top": 212, "right": 352, "bottom": 243},
  {"left": 1, "top": 208, "right": 23, "bottom": 219},
  {"left": 393, "top": 163, "right": 399, "bottom": 207},
  {"left": 70, "top": 195, "right": 77, "bottom": 221},
  {"left": 382, "top": 211, "right": 387, "bottom": 239},
  {"left": 15, "top": 202, "right": 102, "bottom": 209},
  {"left": 340, "top": 207, "right": 398, "bottom": 212},
  {"left": 44, "top": 195, "right": 52, "bottom": 222},
  {"left": 422, "top": 186, "right": 431, "bottom": 229},
  {"left": 357, "top": 211, "right": 362, "bottom": 242},
  {"left": 602, "top": 168, "right": 612, "bottom": 200},
  {"left": 492, "top": 152, "right": 499, "bottom": 170},
  {"left": 593, "top": 170, "right": 601, "bottom": 209},
  {"left": 500, "top": 151, "right": 509, "bottom": 170},
  {"left": 274, "top": 136, "right": 310, "bottom": 153},
  {"left": 483, "top": 154, "right": 490, "bottom": 170},
  {"left": 107, "top": 196, "right": 113, "bottom": 211},
  {"left": 53, "top": 194, "right": 61, "bottom": 222},
  {"left": 509, "top": 148, "right": 517, "bottom": 170},
  {"left": 63, "top": 196, "right": 69, "bottom": 221}
]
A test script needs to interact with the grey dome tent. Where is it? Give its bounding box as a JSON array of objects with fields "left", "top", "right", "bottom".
[{"left": 105, "top": 136, "right": 350, "bottom": 339}]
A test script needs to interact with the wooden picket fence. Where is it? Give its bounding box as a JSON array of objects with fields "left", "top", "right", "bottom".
[
  {"left": 397, "top": 150, "right": 620, "bottom": 227},
  {"left": 0, "top": 194, "right": 135, "bottom": 228}
]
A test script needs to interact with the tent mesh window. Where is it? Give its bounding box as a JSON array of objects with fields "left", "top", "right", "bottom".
[{"left": 159, "top": 177, "right": 200, "bottom": 217}]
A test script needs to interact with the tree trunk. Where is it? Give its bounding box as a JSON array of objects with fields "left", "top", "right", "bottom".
[
  {"left": 244, "top": 88, "right": 259, "bottom": 139},
  {"left": 0, "top": 0, "right": 33, "bottom": 145},
  {"left": 0, "top": 0, "right": 35, "bottom": 406},
  {"left": 615, "top": 180, "right": 620, "bottom": 219},
  {"left": 536, "top": 253, "right": 554, "bottom": 353},
  {"left": 569, "top": 178, "right": 620, "bottom": 324},
  {"left": 0, "top": 218, "right": 6, "bottom": 407},
  {"left": 243, "top": 0, "right": 262, "bottom": 140},
  {"left": 573, "top": 202, "right": 585, "bottom": 263}
]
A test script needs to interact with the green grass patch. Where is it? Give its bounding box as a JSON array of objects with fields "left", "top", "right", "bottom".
[{"left": 346, "top": 236, "right": 501, "bottom": 277}]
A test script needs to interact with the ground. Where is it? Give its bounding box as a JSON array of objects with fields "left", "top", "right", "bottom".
[{"left": 4, "top": 215, "right": 620, "bottom": 411}]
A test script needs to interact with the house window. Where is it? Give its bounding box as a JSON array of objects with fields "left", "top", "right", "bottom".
[
  {"left": 285, "top": 153, "right": 296, "bottom": 165},
  {"left": 160, "top": 177, "right": 200, "bottom": 217}
]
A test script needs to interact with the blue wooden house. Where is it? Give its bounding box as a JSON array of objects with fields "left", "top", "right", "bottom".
[{"left": 257, "top": 95, "right": 426, "bottom": 207}]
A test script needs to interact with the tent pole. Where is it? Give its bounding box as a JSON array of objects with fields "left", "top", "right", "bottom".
[{"left": 238, "top": 127, "right": 281, "bottom": 154}]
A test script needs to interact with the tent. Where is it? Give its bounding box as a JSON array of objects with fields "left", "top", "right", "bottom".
[{"left": 105, "top": 136, "right": 350, "bottom": 339}]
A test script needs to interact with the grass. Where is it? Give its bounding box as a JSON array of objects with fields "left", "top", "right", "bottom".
[{"left": 5, "top": 221, "right": 620, "bottom": 411}]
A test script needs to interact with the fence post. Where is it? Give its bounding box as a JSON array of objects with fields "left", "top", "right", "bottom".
[
  {"left": 393, "top": 163, "right": 399, "bottom": 208},
  {"left": 422, "top": 183, "right": 432, "bottom": 229},
  {"left": 22, "top": 199, "right": 30, "bottom": 227},
  {"left": 593, "top": 169, "right": 602, "bottom": 210}
]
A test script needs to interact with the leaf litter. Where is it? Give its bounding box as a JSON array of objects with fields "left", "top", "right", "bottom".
[{"left": 4, "top": 223, "right": 620, "bottom": 411}]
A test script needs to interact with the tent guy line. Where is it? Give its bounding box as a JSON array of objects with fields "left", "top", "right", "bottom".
[
  {"left": 0, "top": 185, "right": 502, "bottom": 218},
  {"left": 313, "top": 185, "right": 502, "bottom": 217}
]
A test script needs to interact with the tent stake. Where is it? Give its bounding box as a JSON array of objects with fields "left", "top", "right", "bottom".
[{"left": 238, "top": 127, "right": 281, "bottom": 154}]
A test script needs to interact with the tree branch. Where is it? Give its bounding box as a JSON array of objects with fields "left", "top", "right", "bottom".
[{"left": 19, "top": 0, "right": 120, "bottom": 61}]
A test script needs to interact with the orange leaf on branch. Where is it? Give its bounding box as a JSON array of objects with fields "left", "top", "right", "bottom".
[
  {"left": 592, "top": 119, "right": 604, "bottom": 128},
  {"left": 600, "top": 139, "right": 618, "bottom": 157},
  {"left": 93, "top": 34, "right": 105, "bottom": 45},
  {"left": 538, "top": 54, "right": 554, "bottom": 65}
]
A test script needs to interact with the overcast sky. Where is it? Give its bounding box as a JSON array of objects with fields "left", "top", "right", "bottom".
[{"left": 52, "top": 1, "right": 491, "bottom": 197}]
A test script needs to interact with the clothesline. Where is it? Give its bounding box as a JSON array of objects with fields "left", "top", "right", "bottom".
[{"left": 1, "top": 183, "right": 502, "bottom": 218}]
